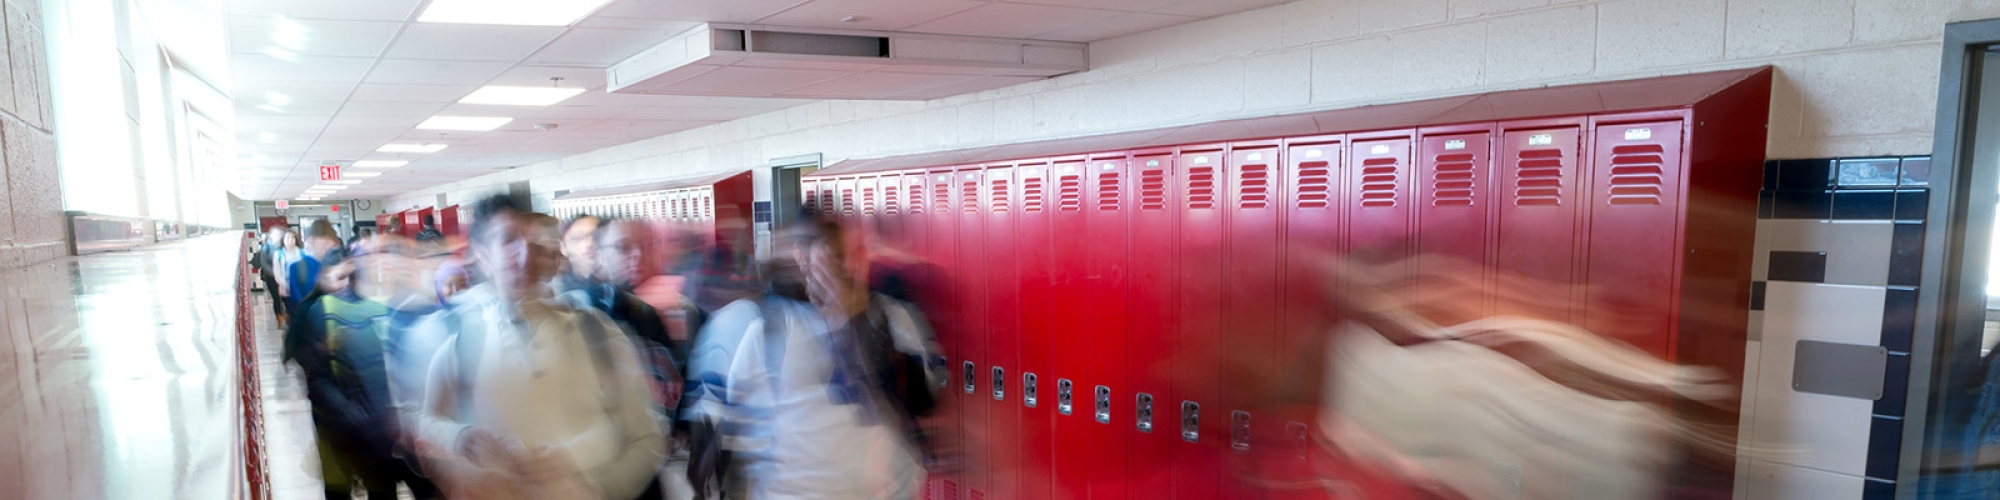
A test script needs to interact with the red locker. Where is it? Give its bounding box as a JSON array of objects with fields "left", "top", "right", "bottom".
[
  {"left": 925, "top": 169, "right": 965, "bottom": 500},
  {"left": 859, "top": 175, "right": 879, "bottom": 219},
  {"left": 1415, "top": 125, "right": 1494, "bottom": 323},
  {"left": 1494, "top": 121, "right": 1586, "bottom": 321},
  {"left": 982, "top": 165, "right": 1021, "bottom": 500},
  {"left": 1584, "top": 118, "right": 1686, "bottom": 359},
  {"left": 1048, "top": 160, "right": 1090, "bottom": 500},
  {"left": 1125, "top": 151, "right": 1177, "bottom": 500},
  {"left": 1345, "top": 133, "right": 1416, "bottom": 290},
  {"left": 1279, "top": 137, "right": 1344, "bottom": 478},
  {"left": 1221, "top": 143, "right": 1282, "bottom": 496},
  {"left": 1171, "top": 147, "right": 1225, "bottom": 500},
  {"left": 881, "top": 172, "right": 903, "bottom": 249},
  {"left": 1084, "top": 155, "right": 1131, "bottom": 500},
  {"left": 956, "top": 167, "right": 991, "bottom": 500},
  {"left": 838, "top": 177, "right": 858, "bottom": 218},
  {"left": 439, "top": 205, "right": 460, "bottom": 236},
  {"left": 1014, "top": 161, "right": 1056, "bottom": 500},
  {"left": 902, "top": 171, "right": 929, "bottom": 259}
]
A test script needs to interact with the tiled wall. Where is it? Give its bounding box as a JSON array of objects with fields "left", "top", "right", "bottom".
[
  {"left": 0, "top": 0, "right": 59, "bottom": 270},
  {"left": 1740, "top": 156, "right": 1929, "bottom": 500}
]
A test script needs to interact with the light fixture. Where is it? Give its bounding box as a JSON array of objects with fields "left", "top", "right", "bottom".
[
  {"left": 375, "top": 144, "right": 445, "bottom": 153},
  {"left": 344, "top": 172, "right": 382, "bottom": 178},
  {"left": 417, "top": 0, "right": 614, "bottom": 26},
  {"left": 459, "top": 85, "right": 586, "bottom": 106},
  {"left": 417, "top": 116, "right": 513, "bottom": 131},
  {"left": 353, "top": 159, "right": 411, "bottom": 167}
]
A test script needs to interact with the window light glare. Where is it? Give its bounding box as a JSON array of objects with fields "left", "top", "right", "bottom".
[
  {"left": 353, "top": 159, "right": 411, "bottom": 167},
  {"left": 375, "top": 144, "right": 445, "bottom": 153},
  {"left": 459, "top": 85, "right": 587, "bottom": 106},
  {"left": 418, "top": 0, "right": 615, "bottom": 26},
  {"left": 417, "top": 115, "right": 514, "bottom": 131}
]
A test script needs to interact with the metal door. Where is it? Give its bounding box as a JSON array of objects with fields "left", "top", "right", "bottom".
[
  {"left": 1223, "top": 144, "right": 1282, "bottom": 496},
  {"left": 1048, "top": 160, "right": 1090, "bottom": 500},
  {"left": 957, "top": 167, "right": 991, "bottom": 500},
  {"left": 981, "top": 165, "right": 1020, "bottom": 500},
  {"left": 1084, "top": 155, "right": 1132, "bottom": 500},
  {"left": 1280, "top": 138, "right": 1344, "bottom": 478},
  {"left": 880, "top": 172, "right": 903, "bottom": 249},
  {"left": 925, "top": 169, "right": 966, "bottom": 500},
  {"left": 1172, "top": 147, "right": 1225, "bottom": 500},
  {"left": 902, "top": 172, "right": 929, "bottom": 260},
  {"left": 1416, "top": 128, "right": 1495, "bottom": 321},
  {"left": 1346, "top": 135, "right": 1416, "bottom": 292},
  {"left": 1126, "top": 152, "right": 1177, "bottom": 500},
  {"left": 1495, "top": 124, "right": 1585, "bottom": 321},
  {"left": 1585, "top": 119, "right": 1685, "bottom": 358},
  {"left": 1014, "top": 161, "right": 1056, "bottom": 500}
]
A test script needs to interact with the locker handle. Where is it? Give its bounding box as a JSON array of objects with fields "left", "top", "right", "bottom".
[
  {"left": 962, "top": 361, "right": 976, "bottom": 395},
  {"left": 1287, "top": 421, "right": 1309, "bottom": 460},
  {"left": 1094, "top": 386, "right": 1111, "bottom": 424},
  {"left": 1057, "top": 379, "right": 1074, "bottom": 416},
  {"left": 1136, "top": 393, "right": 1154, "bottom": 433},
  {"left": 992, "top": 366, "right": 1005, "bottom": 401},
  {"left": 1181, "top": 401, "right": 1200, "bottom": 443},
  {"left": 1024, "top": 373, "right": 1038, "bottom": 408},
  {"left": 1231, "top": 411, "right": 1251, "bottom": 453}
]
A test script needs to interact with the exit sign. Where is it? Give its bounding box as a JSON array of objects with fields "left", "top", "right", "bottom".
[
  {"left": 319, "top": 164, "right": 341, "bottom": 181},
  {"left": 275, "top": 200, "right": 289, "bottom": 210}
]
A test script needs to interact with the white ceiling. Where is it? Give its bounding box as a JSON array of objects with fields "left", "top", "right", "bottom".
[{"left": 228, "top": 0, "right": 1291, "bottom": 201}]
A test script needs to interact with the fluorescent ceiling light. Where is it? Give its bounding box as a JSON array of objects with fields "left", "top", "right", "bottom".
[
  {"left": 459, "top": 85, "right": 587, "bottom": 106},
  {"left": 376, "top": 144, "right": 445, "bottom": 153},
  {"left": 344, "top": 172, "right": 382, "bottom": 178},
  {"left": 418, "top": 0, "right": 614, "bottom": 26},
  {"left": 417, "top": 116, "right": 514, "bottom": 131},
  {"left": 353, "top": 159, "right": 411, "bottom": 167}
]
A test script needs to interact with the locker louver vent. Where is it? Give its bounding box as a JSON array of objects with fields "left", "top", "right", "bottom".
[
  {"left": 862, "top": 188, "right": 875, "bottom": 216},
  {"left": 885, "top": 186, "right": 899, "bottom": 215},
  {"left": 1058, "top": 175, "right": 1083, "bottom": 211},
  {"left": 1515, "top": 149, "right": 1564, "bottom": 206},
  {"left": 819, "top": 191, "right": 834, "bottom": 215},
  {"left": 1431, "top": 153, "right": 1476, "bottom": 206},
  {"left": 990, "top": 179, "right": 1009, "bottom": 213},
  {"left": 1607, "top": 144, "right": 1667, "bottom": 206},
  {"left": 1098, "top": 172, "right": 1121, "bottom": 211},
  {"left": 804, "top": 189, "right": 818, "bottom": 215},
  {"left": 932, "top": 181, "right": 950, "bottom": 216},
  {"left": 1359, "top": 157, "right": 1400, "bottom": 207},
  {"left": 840, "top": 190, "right": 855, "bottom": 216},
  {"left": 962, "top": 181, "right": 978, "bottom": 214},
  {"left": 1238, "top": 163, "right": 1270, "bottom": 209},
  {"left": 908, "top": 183, "right": 924, "bottom": 215},
  {"left": 1295, "top": 162, "right": 1332, "bottom": 209},
  {"left": 702, "top": 196, "right": 712, "bottom": 219},
  {"left": 1187, "top": 166, "right": 1217, "bottom": 210},
  {"left": 1023, "top": 176, "right": 1045, "bottom": 212},
  {"left": 1140, "top": 169, "right": 1167, "bottom": 210}
]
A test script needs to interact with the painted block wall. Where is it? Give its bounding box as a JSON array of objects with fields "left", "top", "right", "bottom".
[{"left": 0, "top": 0, "right": 59, "bottom": 270}]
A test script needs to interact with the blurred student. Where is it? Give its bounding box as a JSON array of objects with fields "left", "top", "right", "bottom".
[
  {"left": 293, "top": 259, "right": 441, "bottom": 499},
  {"left": 556, "top": 214, "right": 602, "bottom": 295},
  {"left": 288, "top": 221, "right": 342, "bottom": 310},
  {"left": 397, "top": 195, "right": 664, "bottom": 500},
  {"left": 416, "top": 216, "right": 445, "bottom": 245},
  {"left": 566, "top": 217, "right": 681, "bottom": 500}
]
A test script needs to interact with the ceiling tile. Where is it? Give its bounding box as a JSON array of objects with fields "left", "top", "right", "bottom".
[
  {"left": 383, "top": 24, "right": 567, "bottom": 62},
  {"left": 1030, "top": 11, "right": 1199, "bottom": 42},
  {"left": 229, "top": 0, "right": 423, "bottom": 21},
  {"left": 364, "top": 59, "right": 513, "bottom": 85},
  {"left": 907, "top": 3, "right": 1127, "bottom": 39},
  {"left": 592, "top": 0, "right": 808, "bottom": 23},
  {"left": 237, "top": 114, "right": 333, "bottom": 132},
  {"left": 579, "top": 119, "right": 713, "bottom": 134},
  {"left": 575, "top": 17, "right": 705, "bottom": 31},
  {"left": 230, "top": 17, "right": 402, "bottom": 58},
  {"left": 487, "top": 65, "right": 610, "bottom": 91},
  {"left": 613, "top": 105, "right": 776, "bottom": 121},
  {"left": 523, "top": 28, "right": 683, "bottom": 66},
  {"left": 348, "top": 83, "right": 480, "bottom": 102},
  {"left": 327, "top": 113, "right": 427, "bottom": 128},
  {"left": 1000, "top": 0, "right": 1180, "bottom": 11},
  {"left": 526, "top": 105, "right": 636, "bottom": 120},
  {"left": 755, "top": 0, "right": 986, "bottom": 31},
  {"left": 238, "top": 99, "right": 346, "bottom": 115},
  {"left": 1150, "top": 0, "right": 1291, "bottom": 17},
  {"left": 235, "top": 81, "right": 359, "bottom": 102},
  {"left": 232, "top": 53, "right": 376, "bottom": 83},
  {"left": 336, "top": 100, "right": 450, "bottom": 116}
]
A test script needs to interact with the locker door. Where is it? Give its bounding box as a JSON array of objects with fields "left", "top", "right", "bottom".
[
  {"left": 1585, "top": 120, "right": 1685, "bottom": 358},
  {"left": 925, "top": 169, "right": 965, "bottom": 500},
  {"left": 838, "top": 178, "right": 859, "bottom": 219},
  {"left": 1125, "top": 153, "right": 1176, "bottom": 500},
  {"left": 1048, "top": 161, "right": 1090, "bottom": 500},
  {"left": 1223, "top": 144, "right": 1282, "bottom": 496},
  {"left": 957, "top": 168, "right": 991, "bottom": 500},
  {"left": 1281, "top": 138, "right": 1343, "bottom": 472},
  {"left": 1085, "top": 156, "right": 1131, "bottom": 500},
  {"left": 903, "top": 172, "right": 929, "bottom": 260},
  {"left": 1346, "top": 135, "right": 1416, "bottom": 289},
  {"left": 803, "top": 179, "right": 820, "bottom": 217},
  {"left": 1172, "top": 148, "right": 1225, "bottom": 500},
  {"left": 881, "top": 173, "right": 903, "bottom": 250},
  {"left": 1015, "top": 162, "right": 1055, "bottom": 500},
  {"left": 1416, "top": 128, "right": 1494, "bottom": 323},
  {"left": 1495, "top": 125, "right": 1584, "bottom": 321},
  {"left": 983, "top": 166, "right": 1020, "bottom": 500},
  {"left": 860, "top": 176, "right": 879, "bottom": 219}
]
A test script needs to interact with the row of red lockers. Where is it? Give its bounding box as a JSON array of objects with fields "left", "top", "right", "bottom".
[
  {"left": 801, "top": 113, "right": 1758, "bottom": 500},
  {"left": 550, "top": 187, "right": 720, "bottom": 222}
]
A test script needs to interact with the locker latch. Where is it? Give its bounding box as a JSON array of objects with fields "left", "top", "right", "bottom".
[
  {"left": 1181, "top": 401, "right": 1200, "bottom": 443},
  {"left": 1287, "top": 421, "right": 1309, "bottom": 460},
  {"left": 991, "top": 366, "right": 1005, "bottom": 401},
  {"left": 936, "top": 358, "right": 950, "bottom": 388},
  {"left": 962, "top": 361, "right": 976, "bottom": 395},
  {"left": 1231, "top": 411, "right": 1251, "bottom": 453},
  {"left": 1094, "top": 386, "right": 1111, "bottom": 424},
  {"left": 1136, "top": 393, "right": 1154, "bottom": 433},
  {"left": 1057, "top": 379, "right": 1074, "bottom": 416},
  {"left": 1023, "top": 373, "right": 1038, "bottom": 408}
]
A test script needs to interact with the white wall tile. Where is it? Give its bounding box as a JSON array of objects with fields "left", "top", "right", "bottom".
[
  {"left": 1751, "top": 282, "right": 1885, "bottom": 477},
  {"left": 1761, "top": 282, "right": 1886, "bottom": 346},
  {"left": 1761, "top": 220, "right": 1895, "bottom": 286},
  {"left": 1743, "top": 462, "right": 1866, "bottom": 500},
  {"left": 1595, "top": 0, "right": 1727, "bottom": 74},
  {"left": 1725, "top": 0, "right": 1857, "bottom": 58},
  {"left": 1481, "top": 5, "right": 1596, "bottom": 85}
]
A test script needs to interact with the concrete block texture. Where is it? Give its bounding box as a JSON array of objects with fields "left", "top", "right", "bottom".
[
  {"left": 1726, "top": 0, "right": 1857, "bottom": 58},
  {"left": 4, "top": 116, "right": 56, "bottom": 244},
  {"left": 1310, "top": 22, "right": 1488, "bottom": 105},
  {"left": 1451, "top": 0, "right": 1550, "bottom": 20},
  {"left": 1481, "top": 5, "right": 1596, "bottom": 85},
  {"left": 1280, "top": 0, "right": 1448, "bottom": 47},
  {"left": 1789, "top": 45, "right": 1941, "bottom": 139},
  {"left": 1595, "top": 0, "right": 1727, "bottom": 74},
  {"left": 5, "top": 5, "right": 31, "bottom": 127}
]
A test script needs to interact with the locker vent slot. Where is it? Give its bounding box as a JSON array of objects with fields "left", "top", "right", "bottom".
[
  {"left": 884, "top": 186, "right": 900, "bottom": 215},
  {"left": 1022, "top": 176, "right": 1046, "bottom": 212},
  {"left": 1431, "top": 153, "right": 1476, "bottom": 206},
  {"left": 1058, "top": 175, "right": 1083, "bottom": 211},
  {"left": 990, "top": 179, "right": 1009, "bottom": 213},
  {"left": 962, "top": 181, "right": 979, "bottom": 214},
  {"left": 1295, "top": 161, "right": 1332, "bottom": 209},
  {"left": 908, "top": 182, "right": 924, "bottom": 215},
  {"left": 932, "top": 181, "right": 951, "bottom": 216},
  {"left": 841, "top": 189, "right": 856, "bottom": 216},
  {"left": 1237, "top": 163, "right": 1270, "bottom": 209},
  {"left": 1358, "top": 157, "right": 1400, "bottom": 208},
  {"left": 1607, "top": 144, "right": 1667, "bottom": 206},
  {"left": 1515, "top": 149, "right": 1565, "bottom": 206},
  {"left": 702, "top": 196, "right": 712, "bottom": 219},
  {"left": 804, "top": 189, "right": 818, "bottom": 215},
  {"left": 1186, "top": 166, "right": 1217, "bottom": 210},
  {"left": 1139, "top": 168, "right": 1167, "bottom": 210},
  {"left": 820, "top": 191, "right": 835, "bottom": 216},
  {"left": 1097, "top": 172, "right": 1121, "bottom": 211},
  {"left": 862, "top": 188, "right": 876, "bottom": 216}
]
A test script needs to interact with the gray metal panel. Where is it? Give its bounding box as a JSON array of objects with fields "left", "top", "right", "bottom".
[{"left": 1792, "top": 340, "right": 1889, "bottom": 400}]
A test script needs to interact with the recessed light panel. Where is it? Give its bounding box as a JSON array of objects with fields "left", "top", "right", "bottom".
[
  {"left": 417, "top": 116, "right": 513, "bottom": 131},
  {"left": 353, "top": 159, "right": 412, "bottom": 168},
  {"left": 460, "top": 85, "right": 587, "bottom": 106},
  {"left": 418, "top": 0, "right": 614, "bottom": 26}
]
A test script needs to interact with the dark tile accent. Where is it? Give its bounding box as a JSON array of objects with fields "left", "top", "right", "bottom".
[
  {"left": 1863, "top": 478, "right": 1896, "bottom": 500},
  {"left": 1768, "top": 251, "right": 1828, "bottom": 283},
  {"left": 1763, "top": 160, "right": 1779, "bottom": 190},
  {"left": 1895, "top": 189, "right": 1929, "bottom": 221},
  {"left": 1759, "top": 190, "right": 1775, "bottom": 219},
  {"left": 1875, "top": 353, "right": 1910, "bottom": 417},
  {"left": 1779, "top": 158, "right": 1835, "bottom": 189},
  {"left": 1833, "top": 190, "right": 1897, "bottom": 220},
  {"left": 1750, "top": 281, "right": 1767, "bottom": 311},
  {"left": 1772, "top": 190, "right": 1833, "bottom": 219},
  {"left": 1901, "top": 156, "right": 1931, "bottom": 186},
  {"left": 1889, "top": 223, "right": 1925, "bottom": 287},
  {"left": 1867, "top": 417, "right": 1903, "bottom": 480},
  {"left": 1839, "top": 158, "right": 1903, "bottom": 187},
  {"left": 1881, "top": 288, "right": 1917, "bottom": 353}
]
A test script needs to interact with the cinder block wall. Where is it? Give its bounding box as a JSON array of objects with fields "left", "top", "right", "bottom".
[{"left": 0, "top": 0, "right": 60, "bottom": 270}]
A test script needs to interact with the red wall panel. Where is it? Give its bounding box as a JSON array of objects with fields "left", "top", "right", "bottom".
[{"left": 1125, "top": 152, "right": 1177, "bottom": 500}]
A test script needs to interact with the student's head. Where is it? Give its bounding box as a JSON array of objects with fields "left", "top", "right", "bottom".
[
  {"left": 281, "top": 230, "right": 301, "bottom": 249},
  {"left": 783, "top": 220, "right": 864, "bottom": 308},
  {"left": 468, "top": 194, "right": 549, "bottom": 300},
  {"left": 424, "top": 216, "right": 437, "bottom": 229},
  {"left": 319, "top": 259, "right": 358, "bottom": 294},
  {"left": 306, "top": 220, "right": 340, "bottom": 258},
  {"left": 528, "top": 213, "right": 564, "bottom": 285},
  {"left": 594, "top": 218, "right": 657, "bottom": 289},
  {"left": 561, "top": 214, "right": 601, "bottom": 279}
]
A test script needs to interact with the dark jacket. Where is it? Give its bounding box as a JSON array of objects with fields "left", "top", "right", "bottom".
[
  {"left": 295, "top": 292, "right": 399, "bottom": 460},
  {"left": 577, "top": 284, "right": 682, "bottom": 422}
]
